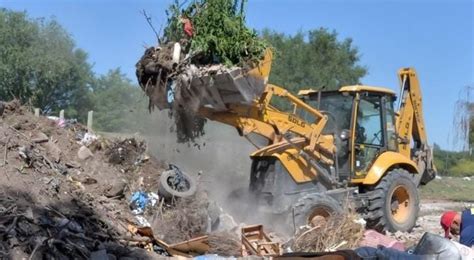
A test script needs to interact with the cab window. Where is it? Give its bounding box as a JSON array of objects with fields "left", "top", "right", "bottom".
[{"left": 356, "top": 96, "right": 383, "bottom": 146}]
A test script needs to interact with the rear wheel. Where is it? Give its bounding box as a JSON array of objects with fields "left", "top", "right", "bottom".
[{"left": 365, "top": 169, "right": 419, "bottom": 232}]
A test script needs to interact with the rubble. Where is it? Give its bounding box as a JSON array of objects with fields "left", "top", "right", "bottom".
[
  {"left": 105, "top": 138, "right": 147, "bottom": 172},
  {"left": 0, "top": 189, "right": 156, "bottom": 259},
  {"left": 77, "top": 145, "right": 93, "bottom": 160},
  {"left": 0, "top": 101, "right": 170, "bottom": 258}
]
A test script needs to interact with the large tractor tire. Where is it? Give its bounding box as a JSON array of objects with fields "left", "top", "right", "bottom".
[
  {"left": 365, "top": 168, "right": 419, "bottom": 232},
  {"left": 289, "top": 193, "right": 343, "bottom": 234}
]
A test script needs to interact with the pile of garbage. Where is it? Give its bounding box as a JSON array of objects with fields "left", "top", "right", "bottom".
[
  {"left": 0, "top": 188, "right": 155, "bottom": 259},
  {"left": 105, "top": 138, "right": 148, "bottom": 172},
  {"left": 136, "top": 0, "right": 270, "bottom": 143}
]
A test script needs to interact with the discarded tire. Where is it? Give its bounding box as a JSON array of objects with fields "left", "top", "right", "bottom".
[
  {"left": 365, "top": 168, "right": 419, "bottom": 232},
  {"left": 290, "top": 193, "right": 343, "bottom": 234},
  {"left": 158, "top": 169, "right": 197, "bottom": 200}
]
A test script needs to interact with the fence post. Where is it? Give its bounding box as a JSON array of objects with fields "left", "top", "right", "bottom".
[
  {"left": 59, "top": 110, "right": 65, "bottom": 120},
  {"left": 87, "top": 111, "right": 93, "bottom": 131}
]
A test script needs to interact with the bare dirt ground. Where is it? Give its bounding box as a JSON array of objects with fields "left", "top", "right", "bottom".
[{"left": 398, "top": 199, "right": 473, "bottom": 246}]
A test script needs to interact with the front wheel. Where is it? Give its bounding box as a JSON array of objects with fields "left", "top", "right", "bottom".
[
  {"left": 364, "top": 169, "right": 419, "bottom": 232},
  {"left": 289, "top": 193, "right": 343, "bottom": 234}
]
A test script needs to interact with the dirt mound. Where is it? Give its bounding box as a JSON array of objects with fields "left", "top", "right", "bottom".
[{"left": 0, "top": 101, "right": 168, "bottom": 258}]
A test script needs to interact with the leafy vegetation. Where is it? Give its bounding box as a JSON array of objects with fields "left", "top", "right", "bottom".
[
  {"left": 262, "top": 29, "right": 367, "bottom": 92},
  {"left": 420, "top": 177, "right": 474, "bottom": 202},
  {"left": 0, "top": 9, "right": 153, "bottom": 133},
  {"left": 433, "top": 143, "right": 474, "bottom": 176},
  {"left": 92, "top": 69, "right": 151, "bottom": 133},
  {"left": 163, "top": 0, "right": 268, "bottom": 66}
]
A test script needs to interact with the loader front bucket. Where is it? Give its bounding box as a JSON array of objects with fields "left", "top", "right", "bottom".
[{"left": 173, "top": 49, "right": 273, "bottom": 112}]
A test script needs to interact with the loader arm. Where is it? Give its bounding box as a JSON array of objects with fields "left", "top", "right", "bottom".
[
  {"left": 199, "top": 84, "right": 339, "bottom": 184},
  {"left": 396, "top": 68, "right": 436, "bottom": 184},
  {"left": 200, "top": 84, "right": 333, "bottom": 153}
]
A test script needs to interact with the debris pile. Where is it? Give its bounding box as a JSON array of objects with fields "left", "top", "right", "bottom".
[
  {"left": 0, "top": 189, "right": 154, "bottom": 259},
  {"left": 105, "top": 138, "right": 148, "bottom": 172},
  {"left": 135, "top": 0, "right": 270, "bottom": 143},
  {"left": 291, "top": 211, "right": 365, "bottom": 252},
  {"left": 0, "top": 100, "right": 170, "bottom": 258},
  {"left": 152, "top": 191, "right": 217, "bottom": 244}
]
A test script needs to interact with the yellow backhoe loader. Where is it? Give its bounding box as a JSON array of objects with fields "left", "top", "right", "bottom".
[{"left": 140, "top": 50, "right": 436, "bottom": 233}]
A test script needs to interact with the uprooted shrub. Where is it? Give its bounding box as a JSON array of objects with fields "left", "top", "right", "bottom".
[
  {"left": 152, "top": 191, "right": 211, "bottom": 244},
  {"left": 163, "top": 0, "right": 268, "bottom": 67},
  {"left": 136, "top": 0, "right": 269, "bottom": 144}
]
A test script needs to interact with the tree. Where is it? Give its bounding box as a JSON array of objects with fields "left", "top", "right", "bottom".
[
  {"left": 262, "top": 28, "right": 367, "bottom": 93},
  {"left": 92, "top": 69, "right": 150, "bottom": 132},
  {"left": 0, "top": 9, "right": 94, "bottom": 119}
]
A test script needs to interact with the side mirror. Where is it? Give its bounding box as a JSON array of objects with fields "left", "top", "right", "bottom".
[{"left": 340, "top": 129, "right": 350, "bottom": 141}]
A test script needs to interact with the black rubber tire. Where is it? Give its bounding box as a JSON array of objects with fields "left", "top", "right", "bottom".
[
  {"left": 158, "top": 170, "right": 197, "bottom": 200},
  {"left": 365, "top": 168, "right": 419, "bottom": 232},
  {"left": 289, "top": 193, "right": 343, "bottom": 234}
]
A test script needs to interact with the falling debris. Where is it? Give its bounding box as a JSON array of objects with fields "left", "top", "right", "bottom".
[{"left": 135, "top": 0, "right": 271, "bottom": 143}]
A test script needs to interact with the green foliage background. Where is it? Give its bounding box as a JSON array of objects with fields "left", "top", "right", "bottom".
[
  {"left": 262, "top": 28, "right": 367, "bottom": 92},
  {"left": 0, "top": 9, "right": 94, "bottom": 121},
  {"left": 0, "top": 9, "right": 151, "bottom": 132},
  {"left": 433, "top": 143, "right": 474, "bottom": 176}
]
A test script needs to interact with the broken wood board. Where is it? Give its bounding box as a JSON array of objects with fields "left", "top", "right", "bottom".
[{"left": 241, "top": 224, "right": 281, "bottom": 256}]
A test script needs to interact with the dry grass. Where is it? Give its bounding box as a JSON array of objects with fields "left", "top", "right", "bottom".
[
  {"left": 292, "top": 210, "right": 365, "bottom": 252},
  {"left": 207, "top": 231, "right": 241, "bottom": 256},
  {"left": 152, "top": 191, "right": 210, "bottom": 244}
]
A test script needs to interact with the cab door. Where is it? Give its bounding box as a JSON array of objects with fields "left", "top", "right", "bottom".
[{"left": 353, "top": 94, "right": 385, "bottom": 175}]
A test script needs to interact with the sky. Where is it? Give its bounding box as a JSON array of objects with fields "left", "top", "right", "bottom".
[{"left": 1, "top": 0, "right": 473, "bottom": 150}]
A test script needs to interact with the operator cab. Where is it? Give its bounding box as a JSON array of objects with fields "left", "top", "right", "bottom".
[{"left": 298, "top": 85, "right": 398, "bottom": 181}]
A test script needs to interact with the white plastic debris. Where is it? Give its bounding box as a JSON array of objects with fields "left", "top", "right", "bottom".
[
  {"left": 354, "top": 218, "right": 367, "bottom": 226},
  {"left": 79, "top": 132, "right": 98, "bottom": 146},
  {"left": 135, "top": 216, "right": 150, "bottom": 227},
  {"left": 149, "top": 192, "right": 159, "bottom": 207},
  {"left": 172, "top": 42, "right": 181, "bottom": 64}
]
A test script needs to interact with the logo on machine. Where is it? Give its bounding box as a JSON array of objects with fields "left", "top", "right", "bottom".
[{"left": 288, "top": 114, "right": 306, "bottom": 127}]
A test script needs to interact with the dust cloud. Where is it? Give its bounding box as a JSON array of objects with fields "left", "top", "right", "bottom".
[{"left": 142, "top": 111, "right": 263, "bottom": 221}]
